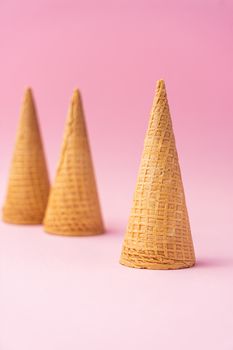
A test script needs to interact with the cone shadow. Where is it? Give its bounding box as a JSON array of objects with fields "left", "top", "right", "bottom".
[{"left": 195, "top": 258, "right": 233, "bottom": 269}]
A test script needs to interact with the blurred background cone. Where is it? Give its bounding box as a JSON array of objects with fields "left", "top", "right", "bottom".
[
  {"left": 2, "top": 88, "right": 50, "bottom": 224},
  {"left": 43, "top": 89, "right": 104, "bottom": 236},
  {"left": 120, "top": 80, "right": 195, "bottom": 269}
]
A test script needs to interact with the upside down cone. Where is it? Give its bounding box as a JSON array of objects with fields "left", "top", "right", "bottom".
[
  {"left": 2, "top": 88, "right": 50, "bottom": 224},
  {"left": 43, "top": 89, "right": 104, "bottom": 236},
  {"left": 120, "top": 80, "right": 195, "bottom": 269}
]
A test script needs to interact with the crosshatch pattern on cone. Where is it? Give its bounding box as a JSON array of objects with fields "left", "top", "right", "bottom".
[
  {"left": 120, "top": 80, "right": 195, "bottom": 269},
  {"left": 2, "top": 88, "right": 50, "bottom": 224},
  {"left": 43, "top": 90, "right": 104, "bottom": 236}
]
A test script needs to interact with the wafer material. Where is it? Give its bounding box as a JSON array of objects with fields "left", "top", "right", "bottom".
[
  {"left": 120, "top": 80, "right": 195, "bottom": 269},
  {"left": 2, "top": 88, "right": 50, "bottom": 224},
  {"left": 43, "top": 89, "right": 104, "bottom": 236}
]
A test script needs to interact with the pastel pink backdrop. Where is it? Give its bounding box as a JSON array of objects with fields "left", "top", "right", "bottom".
[{"left": 0, "top": 1, "right": 232, "bottom": 349}]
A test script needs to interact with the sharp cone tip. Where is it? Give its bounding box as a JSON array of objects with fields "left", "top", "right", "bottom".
[
  {"left": 23, "top": 87, "right": 34, "bottom": 105},
  {"left": 156, "top": 79, "right": 166, "bottom": 90}
]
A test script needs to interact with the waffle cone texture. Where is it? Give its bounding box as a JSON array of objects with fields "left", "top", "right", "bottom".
[
  {"left": 120, "top": 80, "right": 195, "bottom": 270},
  {"left": 43, "top": 90, "right": 104, "bottom": 236},
  {"left": 2, "top": 89, "right": 50, "bottom": 224}
]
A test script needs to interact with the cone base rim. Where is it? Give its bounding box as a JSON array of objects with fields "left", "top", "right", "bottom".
[
  {"left": 2, "top": 216, "right": 43, "bottom": 225},
  {"left": 120, "top": 258, "right": 195, "bottom": 270},
  {"left": 44, "top": 226, "right": 105, "bottom": 237}
]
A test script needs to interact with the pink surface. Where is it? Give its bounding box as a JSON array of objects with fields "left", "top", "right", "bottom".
[{"left": 0, "top": 1, "right": 233, "bottom": 349}]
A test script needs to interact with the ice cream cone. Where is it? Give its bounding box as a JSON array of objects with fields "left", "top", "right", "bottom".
[
  {"left": 43, "top": 89, "right": 104, "bottom": 236},
  {"left": 120, "top": 80, "right": 195, "bottom": 269},
  {"left": 2, "top": 88, "right": 50, "bottom": 224}
]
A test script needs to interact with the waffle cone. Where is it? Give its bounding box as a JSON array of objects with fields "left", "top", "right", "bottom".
[
  {"left": 2, "top": 88, "right": 50, "bottom": 224},
  {"left": 120, "top": 80, "right": 195, "bottom": 269},
  {"left": 43, "top": 90, "right": 104, "bottom": 236}
]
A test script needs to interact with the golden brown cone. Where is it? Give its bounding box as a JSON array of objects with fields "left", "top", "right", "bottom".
[
  {"left": 2, "top": 88, "right": 50, "bottom": 224},
  {"left": 120, "top": 80, "right": 195, "bottom": 269},
  {"left": 43, "top": 89, "right": 104, "bottom": 236}
]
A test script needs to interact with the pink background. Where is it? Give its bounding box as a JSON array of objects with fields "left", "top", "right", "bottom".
[{"left": 0, "top": 1, "right": 233, "bottom": 349}]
